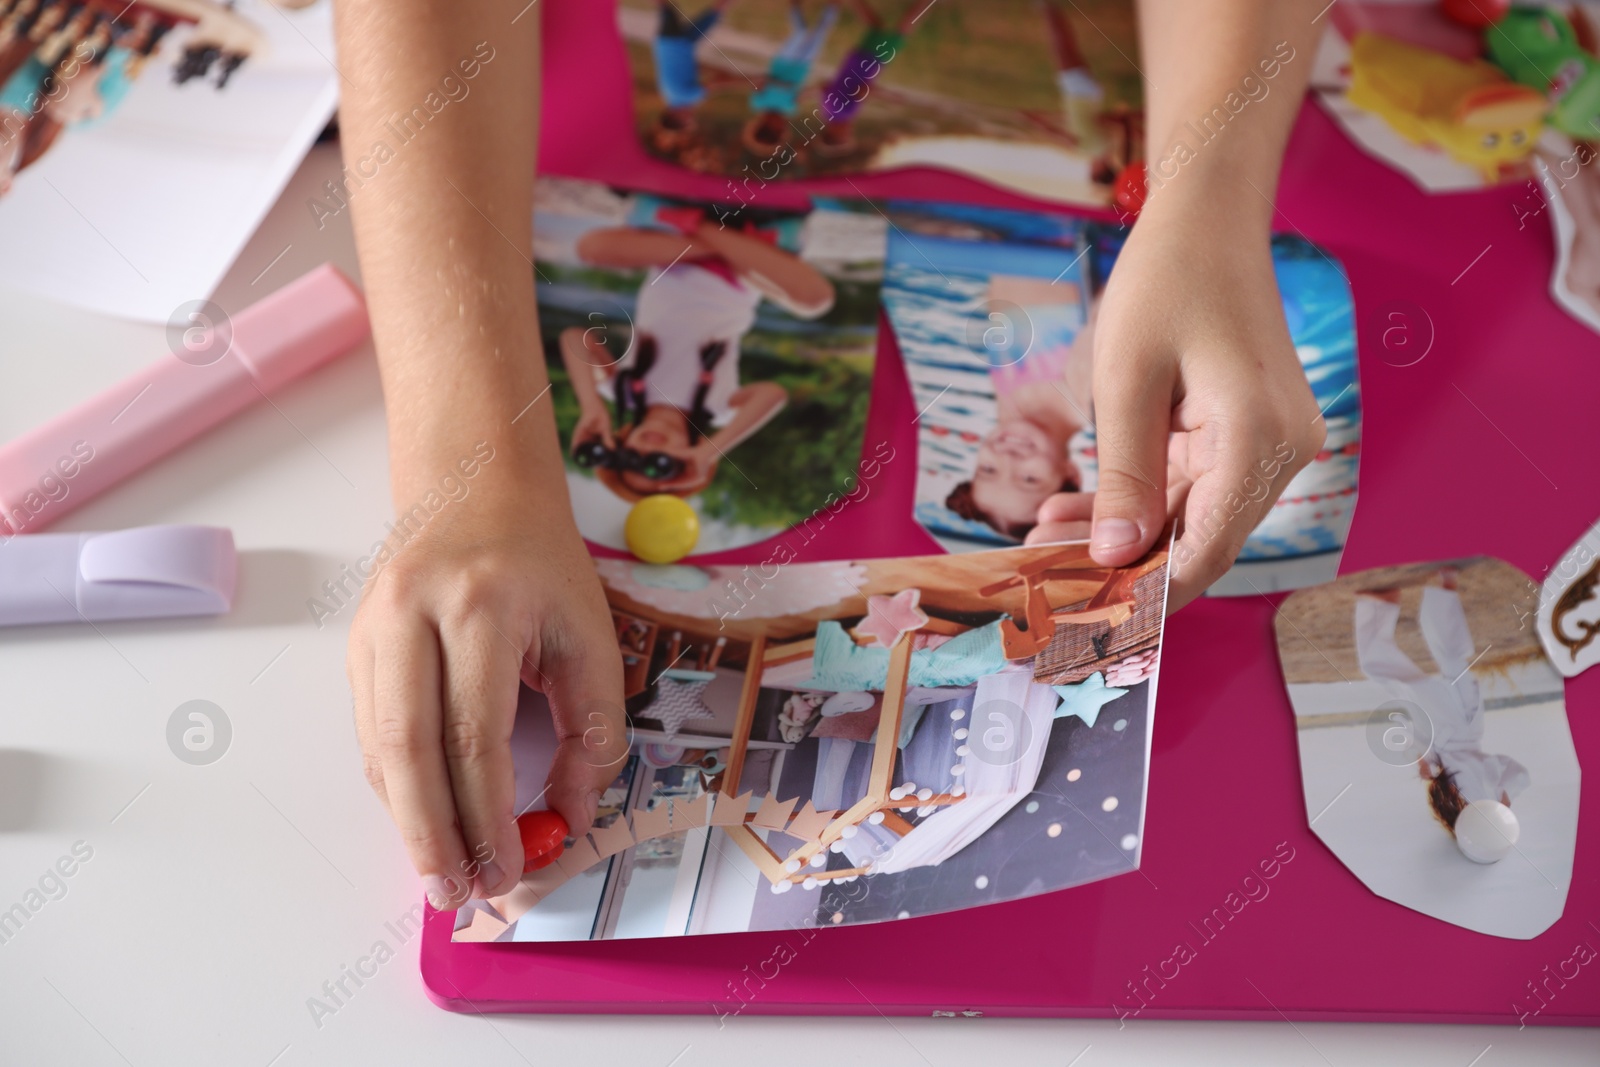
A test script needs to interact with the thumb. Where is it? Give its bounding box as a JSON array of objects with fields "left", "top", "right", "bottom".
[
  {"left": 537, "top": 632, "right": 628, "bottom": 838},
  {"left": 1088, "top": 357, "right": 1174, "bottom": 567}
]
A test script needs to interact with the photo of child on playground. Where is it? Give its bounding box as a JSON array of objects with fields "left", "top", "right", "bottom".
[
  {"left": 533, "top": 177, "right": 887, "bottom": 554},
  {"left": 1275, "top": 558, "right": 1580, "bottom": 940},
  {"left": 617, "top": 0, "right": 1143, "bottom": 206}
]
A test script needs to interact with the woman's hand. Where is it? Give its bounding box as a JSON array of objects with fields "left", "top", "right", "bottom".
[
  {"left": 1033, "top": 0, "right": 1330, "bottom": 610},
  {"left": 1028, "top": 190, "right": 1325, "bottom": 611},
  {"left": 347, "top": 469, "right": 628, "bottom": 909}
]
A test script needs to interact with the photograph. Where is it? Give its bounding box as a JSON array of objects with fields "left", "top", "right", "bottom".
[
  {"left": 1309, "top": 1, "right": 1600, "bottom": 192},
  {"left": 532, "top": 176, "right": 886, "bottom": 554},
  {"left": 888, "top": 201, "right": 1361, "bottom": 595},
  {"left": 884, "top": 200, "right": 1093, "bottom": 551},
  {"left": 451, "top": 538, "right": 1169, "bottom": 942},
  {"left": 1308, "top": 1, "right": 1600, "bottom": 343},
  {"left": 1537, "top": 514, "right": 1600, "bottom": 677},
  {"left": 1275, "top": 558, "right": 1580, "bottom": 939},
  {"left": 0, "top": 0, "right": 338, "bottom": 320},
  {"left": 617, "top": 0, "right": 1143, "bottom": 206}
]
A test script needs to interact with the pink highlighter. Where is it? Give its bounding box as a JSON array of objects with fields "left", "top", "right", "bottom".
[{"left": 0, "top": 265, "right": 370, "bottom": 535}]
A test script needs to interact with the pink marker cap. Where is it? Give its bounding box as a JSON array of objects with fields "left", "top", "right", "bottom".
[
  {"left": 231, "top": 264, "right": 370, "bottom": 393},
  {"left": 0, "top": 264, "right": 370, "bottom": 535}
]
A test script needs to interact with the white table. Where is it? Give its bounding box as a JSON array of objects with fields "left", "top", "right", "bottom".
[{"left": 0, "top": 143, "right": 1592, "bottom": 1066}]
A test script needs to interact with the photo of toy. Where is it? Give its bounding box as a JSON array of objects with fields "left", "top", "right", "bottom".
[
  {"left": 1345, "top": 31, "right": 1547, "bottom": 182},
  {"left": 1486, "top": 6, "right": 1600, "bottom": 140}
]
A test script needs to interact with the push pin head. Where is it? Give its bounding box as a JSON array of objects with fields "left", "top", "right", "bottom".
[
  {"left": 517, "top": 810, "right": 570, "bottom": 873},
  {"left": 1454, "top": 800, "right": 1519, "bottom": 864}
]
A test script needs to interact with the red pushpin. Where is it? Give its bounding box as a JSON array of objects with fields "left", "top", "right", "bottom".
[
  {"left": 1112, "top": 161, "right": 1147, "bottom": 217},
  {"left": 517, "top": 810, "right": 570, "bottom": 873}
]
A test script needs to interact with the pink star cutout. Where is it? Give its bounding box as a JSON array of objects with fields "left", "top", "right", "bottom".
[{"left": 857, "top": 588, "right": 930, "bottom": 648}]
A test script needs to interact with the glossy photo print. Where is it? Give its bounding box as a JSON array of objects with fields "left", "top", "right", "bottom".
[
  {"left": 1308, "top": 2, "right": 1600, "bottom": 341},
  {"left": 532, "top": 177, "right": 886, "bottom": 554},
  {"left": 888, "top": 202, "right": 1360, "bottom": 595},
  {"left": 1275, "top": 558, "right": 1580, "bottom": 939},
  {"left": 452, "top": 539, "right": 1169, "bottom": 942},
  {"left": 617, "top": 0, "right": 1142, "bottom": 205},
  {"left": 1309, "top": 1, "right": 1600, "bottom": 190}
]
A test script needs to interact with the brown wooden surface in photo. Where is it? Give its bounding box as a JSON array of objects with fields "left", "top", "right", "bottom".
[{"left": 1274, "top": 557, "right": 1544, "bottom": 685}]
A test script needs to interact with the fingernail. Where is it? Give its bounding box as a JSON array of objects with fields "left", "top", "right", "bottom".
[
  {"left": 476, "top": 861, "right": 506, "bottom": 896},
  {"left": 1092, "top": 518, "right": 1140, "bottom": 553},
  {"left": 423, "top": 875, "right": 455, "bottom": 911},
  {"left": 585, "top": 789, "right": 600, "bottom": 825}
]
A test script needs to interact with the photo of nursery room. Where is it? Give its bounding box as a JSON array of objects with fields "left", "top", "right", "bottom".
[{"left": 455, "top": 539, "right": 1169, "bottom": 943}]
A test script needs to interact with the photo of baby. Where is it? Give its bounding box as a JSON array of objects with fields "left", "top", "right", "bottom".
[
  {"left": 1275, "top": 558, "right": 1580, "bottom": 940},
  {"left": 889, "top": 201, "right": 1361, "bottom": 596},
  {"left": 617, "top": 0, "right": 1144, "bottom": 206},
  {"left": 452, "top": 539, "right": 1169, "bottom": 943},
  {"left": 533, "top": 177, "right": 886, "bottom": 553},
  {"left": 0, "top": 0, "right": 337, "bottom": 320}
]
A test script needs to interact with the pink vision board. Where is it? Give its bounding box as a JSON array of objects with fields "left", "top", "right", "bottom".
[{"left": 419, "top": 0, "right": 1599, "bottom": 1022}]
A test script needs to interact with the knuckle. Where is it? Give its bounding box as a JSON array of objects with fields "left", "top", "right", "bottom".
[
  {"left": 1093, "top": 479, "right": 1157, "bottom": 515},
  {"left": 374, "top": 714, "right": 426, "bottom": 762},
  {"left": 370, "top": 558, "right": 425, "bottom": 608},
  {"left": 360, "top": 755, "right": 388, "bottom": 796},
  {"left": 442, "top": 716, "right": 495, "bottom": 763},
  {"left": 396, "top": 820, "right": 457, "bottom": 863}
]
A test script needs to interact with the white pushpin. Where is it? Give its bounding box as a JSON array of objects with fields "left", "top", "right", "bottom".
[{"left": 1455, "top": 800, "right": 1520, "bottom": 864}]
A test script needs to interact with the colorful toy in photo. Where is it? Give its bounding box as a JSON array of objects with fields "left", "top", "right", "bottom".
[
  {"left": 1346, "top": 32, "right": 1547, "bottom": 183},
  {"left": 1486, "top": 7, "right": 1600, "bottom": 141},
  {"left": 625, "top": 493, "right": 702, "bottom": 564}
]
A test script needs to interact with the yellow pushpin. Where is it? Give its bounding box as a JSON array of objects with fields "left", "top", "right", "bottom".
[{"left": 625, "top": 494, "right": 700, "bottom": 564}]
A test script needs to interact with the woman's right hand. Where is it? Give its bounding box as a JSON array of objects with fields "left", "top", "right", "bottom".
[{"left": 346, "top": 468, "right": 628, "bottom": 908}]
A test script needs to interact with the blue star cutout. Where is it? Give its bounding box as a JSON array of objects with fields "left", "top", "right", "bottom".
[{"left": 1051, "top": 672, "right": 1128, "bottom": 728}]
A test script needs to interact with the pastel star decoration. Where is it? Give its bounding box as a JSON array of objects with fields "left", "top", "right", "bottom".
[
  {"left": 857, "top": 588, "right": 929, "bottom": 648},
  {"left": 648, "top": 676, "right": 714, "bottom": 737},
  {"left": 1052, "top": 672, "right": 1128, "bottom": 729}
]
